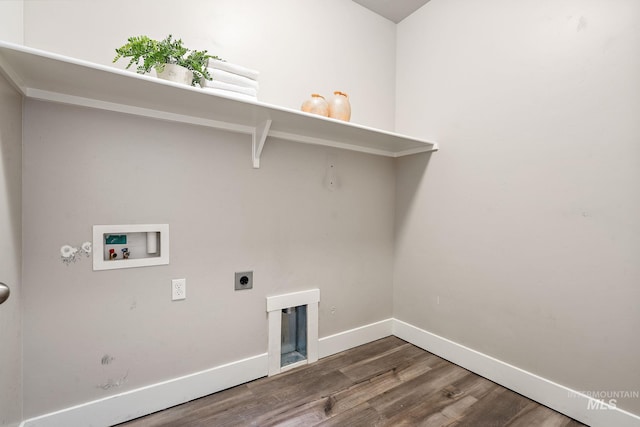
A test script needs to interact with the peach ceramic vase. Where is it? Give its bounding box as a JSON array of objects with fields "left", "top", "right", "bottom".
[
  {"left": 328, "top": 91, "right": 351, "bottom": 121},
  {"left": 301, "top": 94, "right": 329, "bottom": 116}
]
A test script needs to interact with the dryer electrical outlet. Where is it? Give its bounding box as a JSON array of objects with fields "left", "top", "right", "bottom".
[{"left": 235, "top": 271, "right": 253, "bottom": 290}]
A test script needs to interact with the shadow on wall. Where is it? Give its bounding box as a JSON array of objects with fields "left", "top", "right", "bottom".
[
  {"left": 0, "top": 77, "right": 22, "bottom": 281},
  {"left": 394, "top": 151, "right": 433, "bottom": 240}
]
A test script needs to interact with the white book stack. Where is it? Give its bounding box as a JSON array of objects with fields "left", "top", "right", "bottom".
[{"left": 200, "top": 58, "right": 260, "bottom": 101}]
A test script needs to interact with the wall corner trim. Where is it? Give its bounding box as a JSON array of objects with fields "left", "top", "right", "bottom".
[{"left": 392, "top": 319, "right": 640, "bottom": 427}]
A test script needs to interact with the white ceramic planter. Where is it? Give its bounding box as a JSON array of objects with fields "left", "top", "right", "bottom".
[{"left": 156, "top": 63, "right": 193, "bottom": 86}]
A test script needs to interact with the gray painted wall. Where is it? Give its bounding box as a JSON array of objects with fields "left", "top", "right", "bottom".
[
  {"left": 22, "top": 101, "right": 395, "bottom": 416},
  {"left": 0, "top": 73, "right": 23, "bottom": 426},
  {"left": 0, "top": 0, "right": 23, "bottom": 44},
  {"left": 395, "top": 0, "right": 640, "bottom": 415}
]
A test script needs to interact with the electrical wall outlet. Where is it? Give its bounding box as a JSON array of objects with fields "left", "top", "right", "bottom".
[
  {"left": 234, "top": 271, "right": 253, "bottom": 290},
  {"left": 172, "top": 278, "right": 186, "bottom": 301}
]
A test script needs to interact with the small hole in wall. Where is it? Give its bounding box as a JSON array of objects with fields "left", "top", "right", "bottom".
[{"left": 101, "top": 354, "right": 115, "bottom": 365}]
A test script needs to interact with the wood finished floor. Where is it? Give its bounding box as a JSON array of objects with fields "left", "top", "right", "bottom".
[{"left": 118, "top": 337, "right": 587, "bottom": 427}]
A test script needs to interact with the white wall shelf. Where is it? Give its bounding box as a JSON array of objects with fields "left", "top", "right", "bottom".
[{"left": 0, "top": 41, "right": 438, "bottom": 168}]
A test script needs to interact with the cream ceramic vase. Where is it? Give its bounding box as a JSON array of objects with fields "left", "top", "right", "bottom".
[
  {"left": 328, "top": 91, "right": 351, "bottom": 122},
  {"left": 156, "top": 63, "right": 193, "bottom": 86},
  {"left": 301, "top": 94, "right": 329, "bottom": 116}
]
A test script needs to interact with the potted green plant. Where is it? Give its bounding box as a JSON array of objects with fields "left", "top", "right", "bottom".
[{"left": 113, "top": 35, "right": 221, "bottom": 86}]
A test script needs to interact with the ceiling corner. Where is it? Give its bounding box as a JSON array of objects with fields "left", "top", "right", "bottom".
[{"left": 352, "top": 0, "right": 431, "bottom": 24}]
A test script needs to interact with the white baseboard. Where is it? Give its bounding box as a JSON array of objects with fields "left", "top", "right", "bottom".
[
  {"left": 318, "top": 318, "right": 393, "bottom": 359},
  {"left": 20, "top": 318, "right": 639, "bottom": 427},
  {"left": 19, "top": 318, "right": 392, "bottom": 427},
  {"left": 21, "top": 353, "right": 268, "bottom": 427},
  {"left": 393, "top": 319, "right": 640, "bottom": 427}
]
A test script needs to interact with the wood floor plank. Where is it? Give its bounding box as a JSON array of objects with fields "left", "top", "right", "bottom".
[
  {"left": 505, "top": 404, "right": 581, "bottom": 427},
  {"left": 312, "top": 349, "right": 439, "bottom": 424},
  {"left": 245, "top": 372, "right": 353, "bottom": 426},
  {"left": 339, "top": 342, "right": 426, "bottom": 382},
  {"left": 114, "top": 384, "right": 256, "bottom": 427},
  {"left": 419, "top": 396, "right": 479, "bottom": 427},
  {"left": 260, "top": 341, "right": 438, "bottom": 426},
  {"left": 455, "top": 372, "right": 499, "bottom": 400},
  {"left": 118, "top": 337, "right": 587, "bottom": 427},
  {"left": 384, "top": 373, "right": 495, "bottom": 426},
  {"left": 185, "top": 392, "right": 281, "bottom": 427},
  {"left": 330, "top": 354, "right": 436, "bottom": 415},
  {"left": 314, "top": 336, "right": 407, "bottom": 373},
  {"left": 380, "top": 375, "right": 479, "bottom": 425},
  {"left": 259, "top": 399, "right": 329, "bottom": 427},
  {"left": 451, "top": 386, "right": 533, "bottom": 427},
  {"left": 315, "top": 402, "right": 385, "bottom": 427},
  {"left": 370, "top": 362, "right": 472, "bottom": 420}
]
